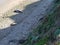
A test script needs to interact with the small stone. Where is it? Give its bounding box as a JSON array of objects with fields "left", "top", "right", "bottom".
[
  {"left": 10, "top": 23, "right": 17, "bottom": 26},
  {"left": 14, "top": 10, "right": 23, "bottom": 13}
]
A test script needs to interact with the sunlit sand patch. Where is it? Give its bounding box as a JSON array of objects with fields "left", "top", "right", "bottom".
[
  {"left": 0, "top": 0, "right": 25, "bottom": 17},
  {"left": 0, "top": 18, "right": 15, "bottom": 29}
]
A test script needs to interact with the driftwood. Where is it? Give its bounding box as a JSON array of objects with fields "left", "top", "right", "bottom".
[{"left": 0, "top": 0, "right": 55, "bottom": 45}]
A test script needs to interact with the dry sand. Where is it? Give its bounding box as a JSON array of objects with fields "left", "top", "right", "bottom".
[{"left": 0, "top": 0, "right": 24, "bottom": 17}]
